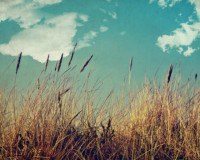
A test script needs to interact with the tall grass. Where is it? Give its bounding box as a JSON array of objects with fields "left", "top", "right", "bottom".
[{"left": 0, "top": 52, "right": 199, "bottom": 160}]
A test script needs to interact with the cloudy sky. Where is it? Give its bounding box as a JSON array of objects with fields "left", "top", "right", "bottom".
[{"left": 0, "top": 0, "right": 200, "bottom": 86}]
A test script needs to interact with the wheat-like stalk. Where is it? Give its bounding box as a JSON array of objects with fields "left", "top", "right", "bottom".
[
  {"left": 129, "top": 57, "right": 133, "bottom": 72},
  {"left": 57, "top": 53, "right": 63, "bottom": 72},
  {"left": 129, "top": 57, "right": 133, "bottom": 87},
  {"left": 44, "top": 54, "right": 50, "bottom": 72},
  {"left": 16, "top": 52, "right": 22, "bottom": 75},
  {"left": 80, "top": 55, "right": 93, "bottom": 73},
  {"left": 55, "top": 62, "right": 58, "bottom": 71},
  {"left": 195, "top": 73, "right": 198, "bottom": 81},
  {"left": 68, "top": 42, "right": 77, "bottom": 67},
  {"left": 167, "top": 64, "right": 173, "bottom": 84}
]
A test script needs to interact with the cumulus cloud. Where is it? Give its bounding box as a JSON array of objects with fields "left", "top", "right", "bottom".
[
  {"left": 0, "top": 0, "right": 97, "bottom": 62},
  {"left": 157, "top": 22, "right": 200, "bottom": 52},
  {"left": 0, "top": 0, "right": 63, "bottom": 28},
  {"left": 0, "top": 13, "right": 85, "bottom": 62},
  {"left": 151, "top": 0, "right": 200, "bottom": 56},
  {"left": 100, "top": 26, "right": 109, "bottom": 32}
]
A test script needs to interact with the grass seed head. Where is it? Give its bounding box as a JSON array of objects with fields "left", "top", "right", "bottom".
[
  {"left": 80, "top": 55, "right": 93, "bottom": 73},
  {"left": 68, "top": 42, "right": 77, "bottom": 67},
  {"left": 57, "top": 53, "right": 63, "bottom": 72},
  {"left": 195, "top": 73, "right": 198, "bottom": 81},
  {"left": 167, "top": 64, "right": 173, "bottom": 84},
  {"left": 129, "top": 57, "right": 133, "bottom": 72},
  {"left": 44, "top": 54, "right": 50, "bottom": 72},
  {"left": 16, "top": 52, "right": 22, "bottom": 75}
]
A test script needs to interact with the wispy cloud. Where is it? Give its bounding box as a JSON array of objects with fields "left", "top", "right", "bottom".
[
  {"left": 33, "top": 0, "right": 62, "bottom": 5},
  {"left": 79, "top": 31, "right": 98, "bottom": 49},
  {"left": 120, "top": 31, "right": 126, "bottom": 36},
  {"left": 150, "top": 0, "right": 181, "bottom": 8},
  {"left": 99, "top": 8, "right": 118, "bottom": 20},
  {"left": 108, "top": 12, "right": 117, "bottom": 19},
  {"left": 79, "top": 15, "right": 89, "bottom": 22},
  {"left": 100, "top": 26, "right": 109, "bottom": 32},
  {"left": 190, "top": 0, "right": 200, "bottom": 18}
]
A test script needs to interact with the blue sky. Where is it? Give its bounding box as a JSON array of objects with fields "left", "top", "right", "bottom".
[{"left": 0, "top": 0, "right": 200, "bottom": 88}]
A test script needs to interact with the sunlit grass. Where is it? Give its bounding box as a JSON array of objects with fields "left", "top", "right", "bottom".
[{"left": 0, "top": 52, "right": 199, "bottom": 160}]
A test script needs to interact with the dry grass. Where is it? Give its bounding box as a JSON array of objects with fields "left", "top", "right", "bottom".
[{"left": 0, "top": 53, "right": 199, "bottom": 160}]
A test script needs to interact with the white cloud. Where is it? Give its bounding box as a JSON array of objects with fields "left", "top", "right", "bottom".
[
  {"left": 150, "top": 0, "right": 182, "bottom": 8},
  {"left": 178, "top": 47, "right": 183, "bottom": 54},
  {"left": 79, "top": 31, "right": 98, "bottom": 49},
  {"left": 0, "top": 0, "right": 63, "bottom": 28},
  {"left": 100, "top": 9, "right": 117, "bottom": 20},
  {"left": 158, "top": 0, "right": 167, "bottom": 8},
  {"left": 157, "top": 22, "right": 200, "bottom": 52},
  {"left": 33, "top": 0, "right": 62, "bottom": 5},
  {"left": 79, "top": 15, "right": 89, "bottom": 22},
  {"left": 100, "top": 26, "right": 109, "bottom": 32},
  {"left": 169, "top": 0, "right": 182, "bottom": 7},
  {"left": 120, "top": 31, "right": 126, "bottom": 36},
  {"left": 189, "top": 0, "right": 200, "bottom": 19},
  {"left": 151, "top": 0, "right": 200, "bottom": 56},
  {"left": 108, "top": 12, "right": 117, "bottom": 19},
  {"left": 151, "top": 0, "right": 200, "bottom": 20},
  {"left": 183, "top": 47, "right": 196, "bottom": 56},
  {"left": 0, "top": 1, "right": 97, "bottom": 62},
  {"left": 99, "top": 8, "right": 107, "bottom": 14},
  {"left": 0, "top": 13, "right": 79, "bottom": 62}
]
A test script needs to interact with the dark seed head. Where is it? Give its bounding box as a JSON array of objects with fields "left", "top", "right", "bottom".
[
  {"left": 167, "top": 64, "right": 173, "bottom": 84},
  {"left": 16, "top": 52, "right": 22, "bottom": 75},
  {"left": 80, "top": 55, "right": 93, "bottom": 73},
  {"left": 44, "top": 54, "right": 50, "bottom": 72},
  {"left": 195, "top": 73, "right": 198, "bottom": 81},
  {"left": 57, "top": 53, "right": 63, "bottom": 72},
  {"left": 68, "top": 42, "right": 77, "bottom": 67},
  {"left": 129, "top": 57, "right": 133, "bottom": 72}
]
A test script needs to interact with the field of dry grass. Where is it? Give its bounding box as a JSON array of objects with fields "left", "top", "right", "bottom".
[{"left": 0, "top": 52, "right": 199, "bottom": 160}]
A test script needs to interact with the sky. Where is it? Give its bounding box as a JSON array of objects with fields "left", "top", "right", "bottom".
[{"left": 0, "top": 0, "right": 200, "bottom": 90}]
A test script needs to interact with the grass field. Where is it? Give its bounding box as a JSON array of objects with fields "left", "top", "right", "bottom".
[{"left": 0, "top": 53, "right": 199, "bottom": 160}]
